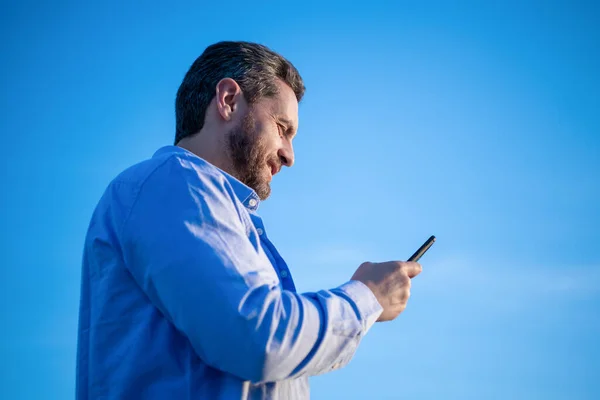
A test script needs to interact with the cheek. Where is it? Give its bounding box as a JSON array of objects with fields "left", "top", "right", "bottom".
[
  {"left": 256, "top": 129, "right": 280, "bottom": 155},
  {"left": 250, "top": 118, "right": 280, "bottom": 158}
]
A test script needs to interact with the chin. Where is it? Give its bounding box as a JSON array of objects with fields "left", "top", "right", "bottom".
[{"left": 256, "top": 181, "right": 272, "bottom": 201}]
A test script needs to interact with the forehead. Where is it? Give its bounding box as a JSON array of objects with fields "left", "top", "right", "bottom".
[{"left": 254, "top": 80, "right": 298, "bottom": 125}]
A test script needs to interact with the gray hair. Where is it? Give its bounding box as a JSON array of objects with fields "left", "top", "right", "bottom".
[{"left": 174, "top": 41, "right": 305, "bottom": 144}]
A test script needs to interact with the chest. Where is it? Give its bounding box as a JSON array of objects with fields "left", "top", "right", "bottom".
[{"left": 248, "top": 213, "right": 297, "bottom": 292}]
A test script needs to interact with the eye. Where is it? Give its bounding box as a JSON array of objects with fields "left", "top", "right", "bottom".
[{"left": 277, "top": 124, "right": 285, "bottom": 138}]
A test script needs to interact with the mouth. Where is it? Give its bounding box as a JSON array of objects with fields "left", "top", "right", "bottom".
[{"left": 268, "top": 161, "right": 279, "bottom": 177}]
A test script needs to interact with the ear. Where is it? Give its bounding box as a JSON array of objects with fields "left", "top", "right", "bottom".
[{"left": 215, "top": 78, "right": 244, "bottom": 122}]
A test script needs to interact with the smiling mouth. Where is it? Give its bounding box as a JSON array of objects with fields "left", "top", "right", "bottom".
[{"left": 268, "top": 162, "right": 279, "bottom": 177}]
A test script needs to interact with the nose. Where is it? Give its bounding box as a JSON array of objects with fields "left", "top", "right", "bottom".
[{"left": 278, "top": 140, "right": 295, "bottom": 168}]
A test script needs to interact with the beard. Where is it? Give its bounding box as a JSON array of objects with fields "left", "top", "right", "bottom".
[{"left": 226, "top": 111, "right": 278, "bottom": 200}]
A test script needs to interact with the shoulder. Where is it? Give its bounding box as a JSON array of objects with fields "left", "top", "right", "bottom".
[
  {"left": 91, "top": 148, "right": 241, "bottom": 229},
  {"left": 108, "top": 147, "right": 235, "bottom": 203},
  {"left": 117, "top": 148, "right": 223, "bottom": 186}
]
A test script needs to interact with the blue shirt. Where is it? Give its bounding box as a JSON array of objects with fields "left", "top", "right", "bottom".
[{"left": 76, "top": 145, "right": 383, "bottom": 399}]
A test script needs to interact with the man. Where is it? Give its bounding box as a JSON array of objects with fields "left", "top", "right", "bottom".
[{"left": 76, "top": 41, "right": 422, "bottom": 399}]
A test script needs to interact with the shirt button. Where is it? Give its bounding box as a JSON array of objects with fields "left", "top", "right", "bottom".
[
  {"left": 248, "top": 199, "right": 257, "bottom": 207},
  {"left": 256, "top": 228, "right": 264, "bottom": 236},
  {"left": 280, "top": 270, "right": 288, "bottom": 278}
]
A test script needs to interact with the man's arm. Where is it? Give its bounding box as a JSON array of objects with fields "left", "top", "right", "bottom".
[{"left": 119, "top": 157, "right": 383, "bottom": 383}]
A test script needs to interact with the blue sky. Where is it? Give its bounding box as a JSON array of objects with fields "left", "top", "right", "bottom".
[{"left": 1, "top": 1, "right": 599, "bottom": 398}]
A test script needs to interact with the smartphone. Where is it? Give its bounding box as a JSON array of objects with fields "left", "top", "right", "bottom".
[{"left": 408, "top": 235, "right": 436, "bottom": 262}]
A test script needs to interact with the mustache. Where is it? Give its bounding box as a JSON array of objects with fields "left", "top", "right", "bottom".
[{"left": 268, "top": 155, "right": 282, "bottom": 171}]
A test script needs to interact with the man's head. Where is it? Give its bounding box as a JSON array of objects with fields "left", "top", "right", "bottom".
[{"left": 175, "top": 41, "right": 305, "bottom": 200}]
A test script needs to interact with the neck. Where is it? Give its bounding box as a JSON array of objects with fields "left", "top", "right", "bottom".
[{"left": 177, "top": 132, "right": 235, "bottom": 176}]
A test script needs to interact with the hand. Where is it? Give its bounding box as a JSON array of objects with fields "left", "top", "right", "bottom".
[{"left": 351, "top": 261, "right": 422, "bottom": 322}]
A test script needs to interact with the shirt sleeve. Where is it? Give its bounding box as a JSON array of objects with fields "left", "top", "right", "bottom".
[{"left": 119, "top": 156, "right": 383, "bottom": 383}]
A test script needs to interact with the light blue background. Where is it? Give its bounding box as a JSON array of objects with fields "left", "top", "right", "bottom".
[{"left": 1, "top": 1, "right": 598, "bottom": 399}]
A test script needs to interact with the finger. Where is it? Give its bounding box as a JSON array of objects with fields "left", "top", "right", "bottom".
[{"left": 404, "top": 261, "right": 422, "bottom": 278}]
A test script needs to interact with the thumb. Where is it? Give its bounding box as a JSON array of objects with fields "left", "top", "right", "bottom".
[{"left": 404, "top": 261, "right": 423, "bottom": 278}]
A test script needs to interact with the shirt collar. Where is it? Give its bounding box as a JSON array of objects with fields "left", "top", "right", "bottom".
[{"left": 153, "top": 145, "right": 261, "bottom": 211}]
